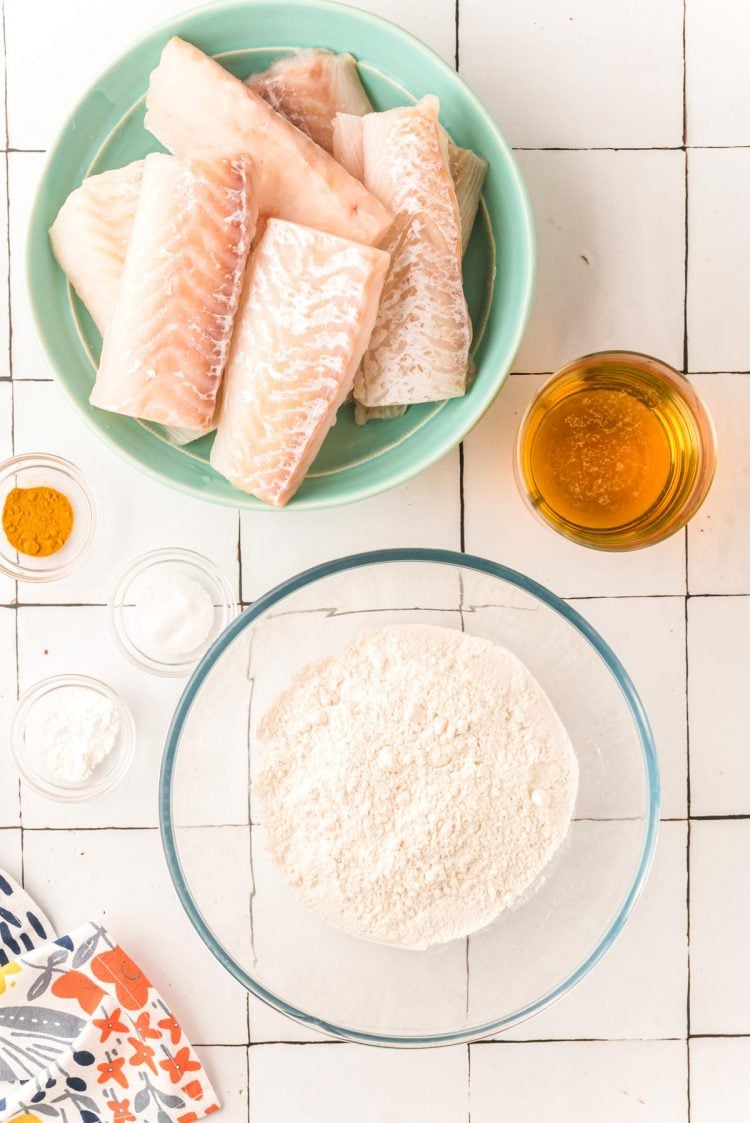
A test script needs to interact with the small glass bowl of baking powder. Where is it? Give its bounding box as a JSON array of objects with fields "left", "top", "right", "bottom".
[
  {"left": 11, "top": 674, "right": 135, "bottom": 802},
  {"left": 0, "top": 453, "right": 101, "bottom": 582},
  {"left": 108, "top": 548, "right": 237, "bottom": 677}
]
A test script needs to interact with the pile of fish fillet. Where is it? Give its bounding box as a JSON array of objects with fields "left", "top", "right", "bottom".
[{"left": 50, "top": 39, "right": 488, "bottom": 507}]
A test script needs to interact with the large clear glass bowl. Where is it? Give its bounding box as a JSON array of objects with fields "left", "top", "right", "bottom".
[{"left": 159, "top": 550, "right": 659, "bottom": 1046}]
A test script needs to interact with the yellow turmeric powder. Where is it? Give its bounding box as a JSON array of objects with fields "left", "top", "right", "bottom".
[{"left": 2, "top": 486, "right": 74, "bottom": 557}]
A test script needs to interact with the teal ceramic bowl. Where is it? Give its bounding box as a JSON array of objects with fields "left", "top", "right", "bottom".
[{"left": 28, "top": 0, "right": 535, "bottom": 510}]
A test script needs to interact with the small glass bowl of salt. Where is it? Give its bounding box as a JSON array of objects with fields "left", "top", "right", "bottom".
[
  {"left": 108, "top": 548, "right": 237, "bottom": 677},
  {"left": 11, "top": 674, "right": 135, "bottom": 801}
]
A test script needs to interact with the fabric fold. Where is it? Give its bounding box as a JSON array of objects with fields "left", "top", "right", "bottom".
[{"left": 0, "top": 872, "right": 219, "bottom": 1123}]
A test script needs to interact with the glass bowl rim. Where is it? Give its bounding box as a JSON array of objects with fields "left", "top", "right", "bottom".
[
  {"left": 0, "top": 452, "right": 102, "bottom": 582},
  {"left": 159, "top": 547, "right": 660, "bottom": 1047},
  {"left": 108, "top": 546, "right": 238, "bottom": 677},
  {"left": 12, "top": 672, "right": 136, "bottom": 802}
]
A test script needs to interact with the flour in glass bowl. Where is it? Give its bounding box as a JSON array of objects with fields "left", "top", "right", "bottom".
[{"left": 257, "top": 624, "right": 579, "bottom": 950}]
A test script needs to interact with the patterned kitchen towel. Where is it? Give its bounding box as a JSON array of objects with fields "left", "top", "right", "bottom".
[
  {"left": 0, "top": 873, "right": 54, "bottom": 967},
  {"left": 0, "top": 872, "right": 219, "bottom": 1123}
]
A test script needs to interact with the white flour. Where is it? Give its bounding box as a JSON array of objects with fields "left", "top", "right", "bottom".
[
  {"left": 26, "top": 686, "right": 121, "bottom": 784},
  {"left": 257, "top": 624, "right": 579, "bottom": 950}
]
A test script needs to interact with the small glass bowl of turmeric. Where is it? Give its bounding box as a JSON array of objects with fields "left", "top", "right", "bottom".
[{"left": 0, "top": 453, "right": 101, "bottom": 582}]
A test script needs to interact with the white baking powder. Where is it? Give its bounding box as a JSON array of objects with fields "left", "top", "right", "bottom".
[
  {"left": 134, "top": 573, "right": 214, "bottom": 657},
  {"left": 257, "top": 624, "right": 579, "bottom": 950},
  {"left": 27, "top": 686, "right": 121, "bottom": 784}
]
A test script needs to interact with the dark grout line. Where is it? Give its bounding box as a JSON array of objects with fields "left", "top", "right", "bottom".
[
  {"left": 467, "top": 1041, "right": 472, "bottom": 1123},
  {"left": 21, "top": 825, "right": 160, "bottom": 832},
  {"left": 3, "top": 3, "right": 22, "bottom": 849},
  {"left": 247, "top": 1040, "right": 345, "bottom": 1047},
  {"left": 237, "top": 510, "right": 244, "bottom": 606},
  {"left": 515, "top": 145, "right": 687, "bottom": 151},
  {"left": 455, "top": 0, "right": 465, "bottom": 562},
  {"left": 16, "top": 817, "right": 750, "bottom": 830},
  {"left": 454, "top": 0, "right": 460, "bottom": 72},
  {"left": 514, "top": 145, "right": 750, "bottom": 151},
  {"left": 683, "top": 153, "right": 690, "bottom": 383},
  {"left": 207, "top": 1033, "right": 750, "bottom": 1042},
  {"left": 687, "top": 817, "right": 750, "bottom": 826},
  {"left": 689, "top": 1033, "right": 750, "bottom": 1040},
  {"left": 5, "top": 144, "right": 750, "bottom": 155},
  {"left": 16, "top": 602, "right": 107, "bottom": 607},
  {"left": 682, "top": 4, "right": 693, "bottom": 1112},
  {"left": 474, "top": 1037, "right": 686, "bottom": 1045},
  {"left": 197, "top": 1034, "right": 750, "bottom": 1047},
  {"left": 682, "top": 0, "right": 688, "bottom": 150}
]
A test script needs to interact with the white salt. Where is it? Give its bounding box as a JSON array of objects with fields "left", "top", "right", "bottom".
[{"left": 135, "top": 573, "right": 214, "bottom": 657}]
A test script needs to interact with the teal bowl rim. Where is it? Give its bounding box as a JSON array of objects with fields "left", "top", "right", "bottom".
[
  {"left": 159, "top": 547, "right": 660, "bottom": 1047},
  {"left": 26, "top": 0, "right": 535, "bottom": 512}
]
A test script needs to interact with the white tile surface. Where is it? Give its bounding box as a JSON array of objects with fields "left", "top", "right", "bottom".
[
  {"left": 16, "top": 605, "right": 184, "bottom": 827},
  {"left": 0, "top": 161, "right": 9, "bottom": 371},
  {"left": 13, "top": 381, "right": 240, "bottom": 605},
  {"left": 686, "top": 0, "right": 750, "bottom": 146},
  {"left": 0, "top": 828, "right": 23, "bottom": 884},
  {"left": 249, "top": 998, "right": 331, "bottom": 1044},
  {"left": 687, "top": 149, "right": 750, "bottom": 372},
  {"left": 1, "top": 0, "right": 748, "bottom": 1118},
  {"left": 497, "top": 822, "right": 688, "bottom": 1041},
  {"left": 0, "top": 382, "right": 15, "bottom": 606},
  {"left": 573, "top": 597, "right": 687, "bottom": 818},
  {"left": 513, "top": 150, "right": 685, "bottom": 373},
  {"left": 8, "top": 152, "right": 49, "bottom": 380},
  {"left": 0, "top": 606, "right": 21, "bottom": 828},
  {"left": 241, "top": 451, "right": 460, "bottom": 601},
  {"left": 248, "top": 1043, "right": 468, "bottom": 1123},
  {"left": 0, "top": 383, "right": 11, "bottom": 458},
  {"left": 690, "top": 820, "right": 750, "bottom": 1034},
  {"left": 690, "top": 1038, "right": 750, "bottom": 1123},
  {"left": 688, "top": 374, "right": 749, "bottom": 594},
  {"left": 461, "top": 0, "right": 683, "bottom": 149},
  {"left": 199, "top": 1047, "right": 249, "bottom": 1123},
  {"left": 4, "top": 0, "right": 456, "bottom": 151},
  {"left": 352, "top": 0, "right": 456, "bottom": 64},
  {"left": 688, "top": 596, "right": 750, "bottom": 817},
  {"left": 22, "top": 828, "right": 249, "bottom": 1045},
  {"left": 4, "top": 0, "right": 205, "bottom": 151},
  {"left": 463, "top": 375, "right": 687, "bottom": 596},
  {"left": 470, "top": 1041, "right": 688, "bottom": 1122},
  {"left": 0, "top": 28, "right": 6, "bottom": 150}
]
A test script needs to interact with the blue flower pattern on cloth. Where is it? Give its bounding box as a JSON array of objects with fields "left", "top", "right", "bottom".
[
  {"left": 0, "top": 874, "right": 53, "bottom": 969},
  {"left": 0, "top": 871, "right": 219, "bottom": 1123}
]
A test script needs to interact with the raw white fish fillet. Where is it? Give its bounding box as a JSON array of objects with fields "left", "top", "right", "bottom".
[
  {"left": 145, "top": 37, "right": 391, "bottom": 246},
  {"left": 355, "top": 212, "right": 470, "bottom": 406},
  {"left": 49, "top": 161, "right": 143, "bottom": 333},
  {"left": 448, "top": 144, "right": 488, "bottom": 253},
  {"left": 332, "top": 112, "right": 365, "bottom": 180},
  {"left": 91, "top": 152, "right": 255, "bottom": 429},
  {"left": 363, "top": 97, "right": 462, "bottom": 260},
  {"left": 333, "top": 111, "right": 487, "bottom": 253},
  {"left": 210, "top": 218, "right": 390, "bottom": 507},
  {"left": 246, "top": 48, "right": 372, "bottom": 153},
  {"left": 163, "top": 423, "right": 216, "bottom": 446},
  {"left": 354, "top": 402, "right": 407, "bottom": 424},
  {"left": 352, "top": 98, "right": 471, "bottom": 408}
]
